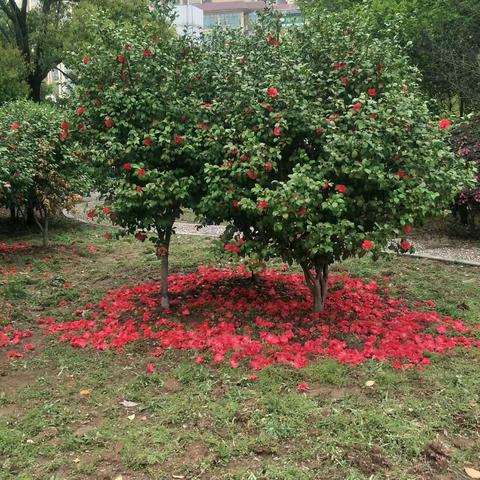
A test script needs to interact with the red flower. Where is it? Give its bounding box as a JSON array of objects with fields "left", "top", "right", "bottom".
[
  {"left": 143, "top": 137, "right": 153, "bottom": 146},
  {"left": 361, "top": 240, "right": 375, "bottom": 251},
  {"left": 123, "top": 163, "right": 132, "bottom": 171},
  {"left": 137, "top": 185, "right": 143, "bottom": 193},
  {"left": 400, "top": 240, "right": 411, "bottom": 251},
  {"left": 402, "top": 84, "right": 408, "bottom": 92},
  {"left": 315, "top": 127, "right": 324, "bottom": 137},
  {"left": 396, "top": 170, "right": 407, "bottom": 178},
  {"left": 88, "top": 245, "right": 96, "bottom": 253},
  {"left": 368, "top": 87, "right": 377, "bottom": 97},
  {"left": 273, "top": 126, "right": 281, "bottom": 137},
  {"left": 76, "top": 106, "right": 85, "bottom": 115},
  {"left": 138, "top": 168, "right": 146, "bottom": 177},
  {"left": 438, "top": 118, "right": 452, "bottom": 129},
  {"left": 247, "top": 170, "right": 257, "bottom": 180},
  {"left": 143, "top": 48, "right": 153, "bottom": 58},
  {"left": 10, "top": 122, "right": 20, "bottom": 130},
  {"left": 353, "top": 102, "right": 363, "bottom": 112},
  {"left": 82, "top": 57, "right": 91, "bottom": 64},
  {"left": 232, "top": 200, "right": 240, "bottom": 208},
  {"left": 336, "top": 184, "right": 347, "bottom": 194},
  {"left": 335, "top": 62, "right": 346, "bottom": 70},
  {"left": 135, "top": 233, "right": 147, "bottom": 242},
  {"left": 239, "top": 57, "right": 246, "bottom": 65},
  {"left": 86, "top": 209, "right": 96, "bottom": 219},
  {"left": 146, "top": 363, "right": 155, "bottom": 373},
  {"left": 376, "top": 63, "right": 385, "bottom": 71},
  {"left": 265, "top": 162, "right": 273, "bottom": 172},
  {"left": 59, "top": 130, "right": 69, "bottom": 141},
  {"left": 267, "top": 86, "right": 278, "bottom": 98},
  {"left": 105, "top": 117, "right": 113, "bottom": 129},
  {"left": 297, "top": 383, "right": 309, "bottom": 392},
  {"left": 340, "top": 77, "right": 349, "bottom": 86},
  {"left": 175, "top": 134, "right": 184, "bottom": 145},
  {"left": 157, "top": 247, "right": 168, "bottom": 256},
  {"left": 24, "top": 343, "right": 35, "bottom": 351},
  {"left": 258, "top": 201, "right": 268, "bottom": 209},
  {"left": 104, "top": 233, "right": 112, "bottom": 240},
  {"left": 60, "top": 121, "right": 70, "bottom": 130},
  {"left": 117, "top": 55, "right": 127, "bottom": 64},
  {"left": 267, "top": 34, "right": 280, "bottom": 46},
  {"left": 7, "top": 351, "right": 23, "bottom": 359},
  {"left": 404, "top": 225, "right": 412, "bottom": 234},
  {"left": 102, "top": 207, "right": 110, "bottom": 215},
  {"left": 240, "top": 155, "right": 248, "bottom": 162}
]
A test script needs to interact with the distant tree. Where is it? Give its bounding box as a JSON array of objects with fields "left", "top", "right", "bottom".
[{"left": 0, "top": 44, "right": 29, "bottom": 105}]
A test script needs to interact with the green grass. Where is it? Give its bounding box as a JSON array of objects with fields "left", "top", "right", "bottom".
[{"left": 0, "top": 217, "right": 479, "bottom": 479}]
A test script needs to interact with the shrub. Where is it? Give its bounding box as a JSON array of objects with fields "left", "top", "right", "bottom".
[
  {"left": 196, "top": 8, "right": 473, "bottom": 311},
  {"left": 68, "top": 19, "right": 202, "bottom": 308},
  {"left": 0, "top": 100, "right": 89, "bottom": 246},
  {"left": 451, "top": 116, "right": 480, "bottom": 233}
]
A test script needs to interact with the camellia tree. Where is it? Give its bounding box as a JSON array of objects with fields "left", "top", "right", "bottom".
[
  {"left": 196, "top": 8, "right": 474, "bottom": 312},
  {"left": 0, "top": 100, "right": 89, "bottom": 246},
  {"left": 68, "top": 14, "right": 203, "bottom": 308}
]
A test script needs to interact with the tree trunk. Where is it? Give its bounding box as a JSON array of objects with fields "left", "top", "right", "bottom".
[
  {"left": 301, "top": 261, "right": 329, "bottom": 313},
  {"left": 42, "top": 216, "right": 49, "bottom": 248},
  {"left": 155, "top": 225, "right": 173, "bottom": 310},
  {"left": 9, "top": 204, "right": 16, "bottom": 222},
  {"left": 26, "top": 204, "right": 35, "bottom": 225},
  {"left": 29, "top": 76, "right": 42, "bottom": 102}
]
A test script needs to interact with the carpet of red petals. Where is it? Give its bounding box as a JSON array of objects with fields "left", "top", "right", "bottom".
[
  {"left": 40, "top": 267, "right": 480, "bottom": 370},
  {"left": 0, "top": 242, "right": 32, "bottom": 255},
  {"left": 1, "top": 242, "right": 35, "bottom": 359}
]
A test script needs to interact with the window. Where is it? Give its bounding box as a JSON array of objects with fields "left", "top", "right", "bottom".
[{"left": 204, "top": 12, "right": 242, "bottom": 28}]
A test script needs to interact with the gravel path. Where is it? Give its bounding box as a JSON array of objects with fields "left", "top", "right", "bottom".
[{"left": 67, "top": 196, "right": 480, "bottom": 267}]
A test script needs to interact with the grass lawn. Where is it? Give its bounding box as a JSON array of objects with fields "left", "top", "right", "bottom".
[{"left": 1, "top": 218, "right": 479, "bottom": 480}]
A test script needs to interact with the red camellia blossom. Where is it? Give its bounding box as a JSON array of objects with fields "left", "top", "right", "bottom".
[
  {"left": 336, "top": 184, "right": 347, "bottom": 194},
  {"left": 135, "top": 233, "right": 147, "bottom": 242},
  {"left": 143, "top": 48, "right": 153, "bottom": 58},
  {"left": 24, "top": 343, "right": 34, "bottom": 351},
  {"left": 117, "top": 55, "right": 127, "bottom": 64},
  {"left": 267, "top": 34, "right": 280, "bottom": 47},
  {"left": 10, "top": 122, "right": 20, "bottom": 130},
  {"left": 273, "top": 126, "right": 281, "bottom": 137},
  {"left": 104, "top": 233, "right": 112, "bottom": 240},
  {"left": 297, "top": 383, "right": 309, "bottom": 392},
  {"left": 438, "top": 118, "right": 452, "bottom": 129},
  {"left": 123, "top": 163, "right": 132, "bottom": 171},
  {"left": 247, "top": 170, "right": 257, "bottom": 180},
  {"left": 402, "top": 84, "right": 408, "bottom": 92},
  {"left": 76, "top": 106, "right": 86, "bottom": 115},
  {"left": 60, "top": 121, "right": 70, "bottom": 130},
  {"left": 340, "top": 77, "right": 349, "bottom": 86},
  {"left": 138, "top": 168, "right": 146, "bottom": 177},
  {"left": 361, "top": 240, "right": 375, "bottom": 251},
  {"left": 175, "top": 134, "right": 184, "bottom": 145},
  {"left": 137, "top": 185, "right": 143, "bottom": 193},
  {"left": 86, "top": 210, "right": 96, "bottom": 219},
  {"left": 258, "top": 201, "right": 268, "bottom": 209},
  {"left": 105, "top": 118, "right": 114, "bottom": 129},
  {"left": 157, "top": 247, "right": 168, "bottom": 256},
  {"left": 102, "top": 207, "right": 110, "bottom": 214},
  {"left": 335, "top": 62, "right": 346, "bottom": 70},
  {"left": 82, "top": 57, "right": 91, "bottom": 64},
  {"left": 143, "top": 137, "right": 153, "bottom": 146},
  {"left": 400, "top": 240, "right": 411, "bottom": 251},
  {"left": 88, "top": 245, "right": 96, "bottom": 253},
  {"left": 59, "top": 130, "right": 69, "bottom": 141},
  {"left": 404, "top": 225, "right": 412, "bottom": 234},
  {"left": 146, "top": 363, "right": 155, "bottom": 373},
  {"left": 265, "top": 162, "right": 273, "bottom": 172},
  {"left": 267, "top": 86, "right": 279, "bottom": 98},
  {"left": 397, "top": 170, "right": 407, "bottom": 178},
  {"left": 232, "top": 200, "right": 240, "bottom": 208},
  {"left": 353, "top": 102, "right": 363, "bottom": 112},
  {"left": 368, "top": 87, "right": 377, "bottom": 97},
  {"left": 377, "top": 63, "right": 385, "bottom": 71}
]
